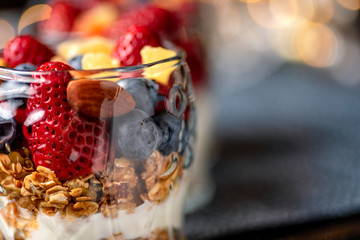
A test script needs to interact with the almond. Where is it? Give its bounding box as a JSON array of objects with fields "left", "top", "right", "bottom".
[{"left": 67, "top": 80, "right": 135, "bottom": 118}]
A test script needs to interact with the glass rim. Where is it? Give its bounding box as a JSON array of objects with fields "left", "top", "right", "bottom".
[{"left": 0, "top": 50, "right": 185, "bottom": 83}]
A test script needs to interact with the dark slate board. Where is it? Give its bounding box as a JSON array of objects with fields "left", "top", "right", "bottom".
[{"left": 185, "top": 63, "right": 360, "bottom": 239}]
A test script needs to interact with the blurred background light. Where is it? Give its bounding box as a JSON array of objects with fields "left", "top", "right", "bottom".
[
  {"left": 294, "top": 22, "right": 339, "bottom": 68},
  {"left": 337, "top": 0, "right": 360, "bottom": 10},
  {"left": 0, "top": 20, "right": 15, "bottom": 49}
]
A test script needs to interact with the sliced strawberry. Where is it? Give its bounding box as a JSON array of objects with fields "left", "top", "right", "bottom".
[
  {"left": 24, "top": 62, "right": 109, "bottom": 180},
  {"left": 3, "top": 35, "right": 55, "bottom": 68},
  {"left": 112, "top": 25, "right": 161, "bottom": 67}
]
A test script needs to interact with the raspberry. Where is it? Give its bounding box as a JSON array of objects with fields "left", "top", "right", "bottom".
[
  {"left": 24, "top": 62, "right": 109, "bottom": 180},
  {"left": 104, "top": 4, "right": 176, "bottom": 40},
  {"left": 3, "top": 35, "right": 55, "bottom": 68},
  {"left": 38, "top": 0, "right": 80, "bottom": 33},
  {"left": 112, "top": 25, "right": 161, "bottom": 67}
]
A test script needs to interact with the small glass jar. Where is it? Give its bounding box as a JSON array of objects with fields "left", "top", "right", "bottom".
[{"left": 0, "top": 51, "right": 196, "bottom": 240}]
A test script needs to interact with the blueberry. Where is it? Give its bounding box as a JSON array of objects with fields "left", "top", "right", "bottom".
[
  {"left": 14, "top": 63, "right": 37, "bottom": 71},
  {"left": 68, "top": 55, "right": 83, "bottom": 70},
  {"left": 0, "top": 107, "right": 16, "bottom": 149},
  {"left": 117, "top": 79, "right": 158, "bottom": 116},
  {"left": 153, "top": 112, "right": 184, "bottom": 155},
  {"left": 114, "top": 109, "right": 163, "bottom": 161}
]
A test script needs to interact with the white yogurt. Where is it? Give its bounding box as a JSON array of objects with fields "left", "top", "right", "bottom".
[{"left": 0, "top": 174, "right": 188, "bottom": 240}]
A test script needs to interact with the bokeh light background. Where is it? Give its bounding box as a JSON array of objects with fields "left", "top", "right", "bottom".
[{"left": 200, "top": 0, "right": 360, "bottom": 91}]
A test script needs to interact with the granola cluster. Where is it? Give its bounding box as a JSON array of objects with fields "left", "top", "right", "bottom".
[
  {"left": 0, "top": 149, "right": 184, "bottom": 227},
  {"left": 0, "top": 148, "right": 184, "bottom": 239}
]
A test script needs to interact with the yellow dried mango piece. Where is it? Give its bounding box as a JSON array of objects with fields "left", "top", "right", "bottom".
[
  {"left": 82, "top": 52, "right": 119, "bottom": 70},
  {"left": 0, "top": 58, "right": 9, "bottom": 67},
  {"left": 81, "top": 52, "right": 120, "bottom": 80},
  {"left": 58, "top": 36, "right": 115, "bottom": 60},
  {"left": 140, "top": 46, "right": 178, "bottom": 86}
]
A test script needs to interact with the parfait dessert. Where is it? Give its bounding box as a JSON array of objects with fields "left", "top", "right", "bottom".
[
  {"left": 38, "top": 0, "right": 212, "bottom": 213},
  {"left": 0, "top": 17, "right": 195, "bottom": 240}
]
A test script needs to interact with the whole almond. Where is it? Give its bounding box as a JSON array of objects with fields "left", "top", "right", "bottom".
[{"left": 67, "top": 80, "right": 135, "bottom": 118}]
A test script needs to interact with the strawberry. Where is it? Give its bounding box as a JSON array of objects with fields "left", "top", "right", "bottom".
[
  {"left": 104, "top": 4, "right": 176, "bottom": 40},
  {"left": 23, "top": 62, "right": 109, "bottom": 180},
  {"left": 3, "top": 35, "right": 55, "bottom": 68},
  {"left": 112, "top": 25, "right": 161, "bottom": 66},
  {"left": 38, "top": 0, "right": 80, "bottom": 33}
]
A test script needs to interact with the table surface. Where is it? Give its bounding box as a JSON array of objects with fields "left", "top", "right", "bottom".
[{"left": 185, "top": 63, "right": 360, "bottom": 239}]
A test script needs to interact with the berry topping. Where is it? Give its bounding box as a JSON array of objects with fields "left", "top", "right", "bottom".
[
  {"left": 112, "top": 25, "right": 161, "bottom": 67},
  {"left": 117, "top": 78, "right": 158, "bottom": 116},
  {"left": 24, "top": 62, "right": 109, "bottom": 180},
  {"left": 68, "top": 55, "right": 83, "bottom": 70},
  {"left": 153, "top": 112, "right": 184, "bottom": 155},
  {"left": 104, "top": 4, "right": 176, "bottom": 40},
  {"left": 14, "top": 63, "right": 37, "bottom": 71},
  {"left": 114, "top": 109, "right": 163, "bottom": 161},
  {"left": 3, "top": 35, "right": 55, "bottom": 68},
  {"left": 38, "top": 0, "right": 80, "bottom": 33},
  {"left": 0, "top": 106, "right": 16, "bottom": 149}
]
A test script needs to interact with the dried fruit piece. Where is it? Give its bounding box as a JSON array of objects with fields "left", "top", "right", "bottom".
[
  {"left": 140, "top": 46, "right": 178, "bottom": 86},
  {"left": 82, "top": 52, "right": 119, "bottom": 70},
  {"left": 0, "top": 58, "right": 9, "bottom": 67},
  {"left": 58, "top": 36, "right": 115, "bottom": 60},
  {"left": 72, "top": 2, "right": 119, "bottom": 36},
  {"left": 67, "top": 79, "right": 135, "bottom": 118}
]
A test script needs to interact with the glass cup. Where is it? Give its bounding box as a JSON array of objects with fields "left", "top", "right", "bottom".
[{"left": 0, "top": 51, "right": 196, "bottom": 240}]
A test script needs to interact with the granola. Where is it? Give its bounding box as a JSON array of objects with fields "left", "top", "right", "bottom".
[{"left": 0, "top": 149, "right": 185, "bottom": 238}]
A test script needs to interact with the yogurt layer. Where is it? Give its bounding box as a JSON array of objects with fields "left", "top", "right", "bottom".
[{"left": 0, "top": 174, "right": 189, "bottom": 240}]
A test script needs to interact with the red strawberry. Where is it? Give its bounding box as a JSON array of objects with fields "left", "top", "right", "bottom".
[
  {"left": 3, "top": 35, "right": 55, "bottom": 68},
  {"left": 23, "top": 62, "right": 109, "bottom": 180},
  {"left": 38, "top": 0, "right": 80, "bottom": 33},
  {"left": 112, "top": 25, "right": 161, "bottom": 66},
  {"left": 104, "top": 4, "right": 176, "bottom": 40}
]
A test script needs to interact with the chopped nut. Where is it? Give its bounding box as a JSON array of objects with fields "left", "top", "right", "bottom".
[
  {"left": 66, "top": 202, "right": 99, "bottom": 217},
  {"left": 76, "top": 196, "right": 91, "bottom": 202},
  {"left": 70, "top": 188, "right": 83, "bottom": 197},
  {"left": 148, "top": 182, "right": 170, "bottom": 203},
  {"left": 48, "top": 192, "right": 69, "bottom": 205},
  {"left": 21, "top": 167, "right": 61, "bottom": 198},
  {"left": 141, "top": 152, "right": 183, "bottom": 203},
  {"left": 41, "top": 207, "right": 57, "bottom": 216}
]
